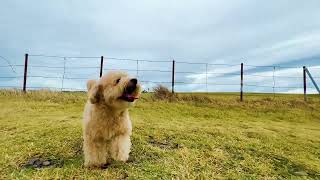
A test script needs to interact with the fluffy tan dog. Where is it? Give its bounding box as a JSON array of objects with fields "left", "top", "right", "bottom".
[{"left": 82, "top": 71, "right": 141, "bottom": 168}]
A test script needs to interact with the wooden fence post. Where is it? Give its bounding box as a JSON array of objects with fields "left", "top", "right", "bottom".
[
  {"left": 240, "top": 63, "right": 244, "bottom": 101},
  {"left": 100, "top": 56, "right": 104, "bottom": 77},
  {"left": 23, "top": 53, "right": 28, "bottom": 92},
  {"left": 172, "top": 60, "right": 175, "bottom": 94},
  {"left": 303, "top": 66, "right": 307, "bottom": 101}
]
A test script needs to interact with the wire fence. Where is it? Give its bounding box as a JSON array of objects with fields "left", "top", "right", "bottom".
[{"left": 0, "top": 54, "right": 319, "bottom": 101}]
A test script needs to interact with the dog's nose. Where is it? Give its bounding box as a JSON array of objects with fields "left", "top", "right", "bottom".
[
  {"left": 130, "top": 78, "right": 137, "bottom": 85},
  {"left": 125, "top": 79, "right": 137, "bottom": 94}
]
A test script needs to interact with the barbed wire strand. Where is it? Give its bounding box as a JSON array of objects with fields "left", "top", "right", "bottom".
[
  {"left": 26, "top": 54, "right": 320, "bottom": 69},
  {"left": 1, "top": 54, "right": 319, "bottom": 94},
  {"left": 0, "top": 56, "right": 17, "bottom": 74}
]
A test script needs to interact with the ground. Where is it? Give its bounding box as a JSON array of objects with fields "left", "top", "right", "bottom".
[{"left": 0, "top": 90, "right": 319, "bottom": 179}]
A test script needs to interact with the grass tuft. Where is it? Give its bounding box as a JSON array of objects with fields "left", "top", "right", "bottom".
[{"left": 152, "top": 85, "right": 176, "bottom": 101}]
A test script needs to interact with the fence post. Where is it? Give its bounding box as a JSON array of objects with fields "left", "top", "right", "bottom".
[
  {"left": 205, "top": 63, "right": 208, "bottom": 93},
  {"left": 23, "top": 53, "right": 28, "bottom": 92},
  {"left": 172, "top": 60, "right": 175, "bottom": 94},
  {"left": 100, "top": 56, "right": 104, "bottom": 77},
  {"left": 61, "top": 57, "right": 66, "bottom": 91},
  {"left": 240, "top": 63, "right": 244, "bottom": 101},
  {"left": 303, "top": 66, "right": 307, "bottom": 101},
  {"left": 305, "top": 67, "right": 320, "bottom": 94},
  {"left": 136, "top": 60, "right": 139, "bottom": 78}
]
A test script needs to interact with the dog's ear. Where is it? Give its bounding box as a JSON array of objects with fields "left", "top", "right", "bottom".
[{"left": 87, "top": 80, "right": 103, "bottom": 104}]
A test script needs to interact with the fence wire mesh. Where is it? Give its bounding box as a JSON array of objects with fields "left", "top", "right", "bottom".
[{"left": 0, "top": 54, "right": 319, "bottom": 97}]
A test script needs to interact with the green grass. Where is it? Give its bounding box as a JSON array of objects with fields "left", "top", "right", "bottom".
[{"left": 0, "top": 90, "right": 320, "bottom": 179}]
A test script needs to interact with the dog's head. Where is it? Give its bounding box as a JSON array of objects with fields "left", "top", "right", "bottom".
[{"left": 87, "top": 71, "right": 141, "bottom": 109}]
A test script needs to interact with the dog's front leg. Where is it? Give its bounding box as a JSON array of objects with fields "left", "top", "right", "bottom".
[
  {"left": 83, "top": 138, "right": 107, "bottom": 168},
  {"left": 110, "top": 134, "right": 131, "bottom": 162}
]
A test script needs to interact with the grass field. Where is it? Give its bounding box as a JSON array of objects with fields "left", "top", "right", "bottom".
[{"left": 0, "top": 90, "right": 319, "bottom": 179}]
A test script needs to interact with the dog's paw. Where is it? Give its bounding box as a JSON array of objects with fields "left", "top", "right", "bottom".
[
  {"left": 101, "top": 162, "right": 111, "bottom": 169},
  {"left": 127, "top": 156, "right": 135, "bottom": 163},
  {"left": 84, "top": 162, "right": 110, "bottom": 169}
]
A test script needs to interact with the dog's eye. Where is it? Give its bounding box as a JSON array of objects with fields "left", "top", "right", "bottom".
[{"left": 115, "top": 79, "right": 121, "bottom": 84}]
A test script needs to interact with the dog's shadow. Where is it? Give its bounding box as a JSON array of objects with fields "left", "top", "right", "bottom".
[
  {"left": 20, "top": 135, "right": 181, "bottom": 170},
  {"left": 20, "top": 138, "right": 139, "bottom": 170},
  {"left": 20, "top": 139, "right": 84, "bottom": 169}
]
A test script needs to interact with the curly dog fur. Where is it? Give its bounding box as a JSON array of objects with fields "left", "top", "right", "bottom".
[{"left": 82, "top": 71, "right": 141, "bottom": 168}]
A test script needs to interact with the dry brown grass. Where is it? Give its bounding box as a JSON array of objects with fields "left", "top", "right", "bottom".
[
  {"left": 152, "top": 85, "right": 175, "bottom": 100},
  {"left": 152, "top": 85, "right": 215, "bottom": 103},
  {"left": 176, "top": 94, "right": 215, "bottom": 103}
]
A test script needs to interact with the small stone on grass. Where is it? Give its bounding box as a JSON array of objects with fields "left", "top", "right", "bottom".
[
  {"left": 23, "top": 158, "right": 52, "bottom": 168},
  {"left": 293, "top": 171, "right": 308, "bottom": 176},
  {"left": 42, "top": 161, "right": 51, "bottom": 166}
]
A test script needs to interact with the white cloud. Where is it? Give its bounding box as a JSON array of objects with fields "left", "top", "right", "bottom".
[
  {"left": 0, "top": 1, "right": 320, "bottom": 93},
  {"left": 283, "top": 88, "right": 318, "bottom": 94}
]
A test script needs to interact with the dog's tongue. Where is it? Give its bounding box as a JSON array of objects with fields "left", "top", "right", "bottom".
[{"left": 121, "top": 93, "right": 137, "bottom": 102}]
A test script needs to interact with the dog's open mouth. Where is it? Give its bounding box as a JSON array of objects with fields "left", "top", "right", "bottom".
[
  {"left": 118, "top": 78, "right": 139, "bottom": 102},
  {"left": 119, "top": 93, "right": 138, "bottom": 102}
]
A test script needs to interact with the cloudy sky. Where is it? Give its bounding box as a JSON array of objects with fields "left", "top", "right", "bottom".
[{"left": 1, "top": 1, "right": 320, "bottom": 93}]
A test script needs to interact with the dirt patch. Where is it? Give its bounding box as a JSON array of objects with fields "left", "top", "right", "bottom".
[
  {"left": 21, "top": 153, "right": 66, "bottom": 169},
  {"left": 245, "top": 149, "right": 320, "bottom": 178},
  {"left": 72, "top": 140, "right": 83, "bottom": 156},
  {"left": 119, "top": 172, "right": 129, "bottom": 179},
  {"left": 148, "top": 136, "right": 182, "bottom": 150},
  {"left": 246, "top": 131, "right": 262, "bottom": 139},
  {"left": 271, "top": 155, "right": 319, "bottom": 178}
]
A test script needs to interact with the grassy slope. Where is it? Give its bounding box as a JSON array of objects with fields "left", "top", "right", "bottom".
[{"left": 0, "top": 91, "right": 319, "bottom": 179}]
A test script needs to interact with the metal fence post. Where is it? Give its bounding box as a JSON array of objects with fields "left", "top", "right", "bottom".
[
  {"left": 23, "top": 53, "right": 28, "bottom": 92},
  {"left": 136, "top": 60, "right": 139, "bottom": 78},
  {"left": 205, "top": 63, "right": 208, "bottom": 93},
  {"left": 240, "top": 63, "right": 244, "bottom": 101},
  {"left": 303, "top": 66, "right": 307, "bottom": 101},
  {"left": 305, "top": 67, "right": 320, "bottom": 94},
  {"left": 272, "top": 66, "right": 276, "bottom": 98},
  {"left": 61, "top": 57, "right": 66, "bottom": 91},
  {"left": 172, "top": 60, "right": 175, "bottom": 94},
  {"left": 100, "top": 56, "right": 104, "bottom": 77}
]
